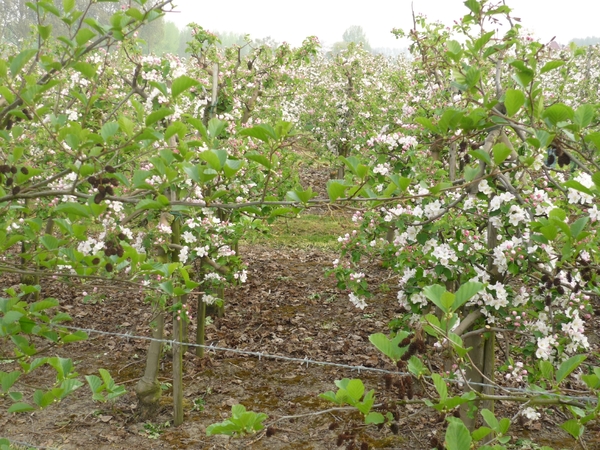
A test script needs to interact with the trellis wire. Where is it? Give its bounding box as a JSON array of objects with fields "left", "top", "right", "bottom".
[{"left": 55, "top": 324, "right": 598, "bottom": 403}]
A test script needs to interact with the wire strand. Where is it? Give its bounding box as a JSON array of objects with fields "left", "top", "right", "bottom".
[{"left": 53, "top": 324, "right": 598, "bottom": 403}]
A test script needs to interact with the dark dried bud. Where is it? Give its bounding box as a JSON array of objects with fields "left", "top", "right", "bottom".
[
  {"left": 10, "top": 166, "right": 17, "bottom": 174},
  {"left": 566, "top": 272, "right": 572, "bottom": 283},
  {"left": 329, "top": 422, "right": 339, "bottom": 430},
  {"left": 390, "top": 423, "right": 399, "bottom": 435},
  {"left": 118, "top": 232, "right": 127, "bottom": 241},
  {"left": 545, "top": 280, "right": 553, "bottom": 290},
  {"left": 105, "top": 263, "right": 113, "bottom": 273},
  {"left": 415, "top": 339, "right": 426, "bottom": 353},
  {"left": 541, "top": 274, "right": 550, "bottom": 283},
  {"left": 0, "top": 164, "right": 9, "bottom": 173},
  {"left": 266, "top": 427, "right": 275, "bottom": 437},
  {"left": 98, "top": 185, "right": 106, "bottom": 194},
  {"left": 545, "top": 295, "right": 552, "bottom": 306},
  {"left": 105, "top": 165, "right": 116, "bottom": 173},
  {"left": 12, "top": 186, "right": 20, "bottom": 195},
  {"left": 20, "top": 167, "right": 29, "bottom": 175},
  {"left": 116, "top": 247, "right": 124, "bottom": 258},
  {"left": 360, "top": 442, "right": 369, "bottom": 450},
  {"left": 557, "top": 152, "right": 571, "bottom": 167},
  {"left": 574, "top": 283, "right": 581, "bottom": 293},
  {"left": 92, "top": 258, "right": 100, "bottom": 265},
  {"left": 556, "top": 286, "right": 565, "bottom": 295},
  {"left": 336, "top": 434, "right": 345, "bottom": 446},
  {"left": 406, "top": 383, "right": 413, "bottom": 399},
  {"left": 553, "top": 278, "right": 561, "bottom": 286},
  {"left": 383, "top": 374, "right": 393, "bottom": 389},
  {"left": 94, "top": 192, "right": 104, "bottom": 204},
  {"left": 6, "top": 177, "right": 13, "bottom": 186},
  {"left": 110, "top": 178, "right": 119, "bottom": 186},
  {"left": 105, "top": 185, "right": 114, "bottom": 196},
  {"left": 396, "top": 360, "right": 406, "bottom": 370}
]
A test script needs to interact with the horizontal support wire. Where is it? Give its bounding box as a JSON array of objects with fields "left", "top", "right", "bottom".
[{"left": 51, "top": 324, "right": 597, "bottom": 404}]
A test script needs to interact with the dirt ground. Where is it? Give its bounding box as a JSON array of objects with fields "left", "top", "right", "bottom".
[{"left": 2, "top": 167, "right": 600, "bottom": 449}]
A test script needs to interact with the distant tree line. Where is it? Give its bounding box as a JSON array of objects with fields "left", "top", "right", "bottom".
[{"left": 570, "top": 36, "right": 600, "bottom": 46}]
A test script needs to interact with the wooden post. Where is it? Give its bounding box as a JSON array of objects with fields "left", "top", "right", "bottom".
[{"left": 170, "top": 192, "right": 184, "bottom": 427}]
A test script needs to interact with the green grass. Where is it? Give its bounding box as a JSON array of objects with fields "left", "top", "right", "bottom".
[{"left": 242, "top": 213, "right": 354, "bottom": 250}]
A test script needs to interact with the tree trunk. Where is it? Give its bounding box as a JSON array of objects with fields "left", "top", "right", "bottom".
[{"left": 135, "top": 311, "right": 164, "bottom": 420}]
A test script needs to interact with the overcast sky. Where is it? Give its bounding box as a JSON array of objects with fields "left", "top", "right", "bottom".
[{"left": 164, "top": 0, "right": 597, "bottom": 49}]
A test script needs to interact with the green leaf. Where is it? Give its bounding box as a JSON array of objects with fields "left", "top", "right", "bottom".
[
  {"left": 492, "top": 143, "right": 513, "bottom": 165},
  {"left": 345, "top": 379, "right": 365, "bottom": 402},
  {"left": 171, "top": 75, "right": 199, "bottom": 98},
  {"left": 136, "top": 199, "right": 165, "bottom": 210},
  {"left": 29, "top": 298, "right": 58, "bottom": 312},
  {"left": 564, "top": 180, "right": 594, "bottom": 197},
  {"left": 504, "top": 89, "right": 525, "bottom": 117},
  {"left": 118, "top": 115, "right": 134, "bottom": 137},
  {"left": 407, "top": 356, "right": 428, "bottom": 378},
  {"left": 365, "top": 412, "right": 385, "bottom": 424},
  {"left": 560, "top": 419, "right": 584, "bottom": 439},
  {"left": 570, "top": 216, "right": 589, "bottom": 241},
  {"left": 593, "top": 171, "right": 600, "bottom": 190},
  {"left": 8, "top": 402, "right": 35, "bottom": 413},
  {"left": 40, "top": 235, "right": 59, "bottom": 251},
  {"left": 469, "top": 148, "right": 491, "bottom": 165},
  {"left": 146, "top": 108, "right": 173, "bottom": 126},
  {"left": 481, "top": 409, "right": 499, "bottom": 430},
  {"left": 100, "top": 122, "right": 119, "bottom": 141},
  {"left": 543, "top": 103, "right": 574, "bottom": 126},
  {"left": 246, "top": 152, "right": 271, "bottom": 169},
  {"left": 239, "top": 124, "right": 277, "bottom": 143},
  {"left": 38, "top": 24, "right": 52, "bottom": 40},
  {"left": 85, "top": 374, "right": 102, "bottom": 393},
  {"left": 453, "top": 282, "right": 483, "bottom": 310},
  {"left": 463, "top": 0, "right": 480, "bottom": 14},
  {"left": 540, "top": 60, "right": 565, "bottom": 74},
  {"left": 72, "top": 61, "right": 96, "bottom": 79},
  {"left": 445, "top": 417, "right": 472, "bottom": 450},
  {"left": 199, "top": 149, "right": 227, "bottom": 171},
  {"left": 54, "top": 202, "right": 91, "bottom": 218},
  {"left": 286, "top": 187, "right": 317, "bottom": 204},
  {"left": 10, "top": 49, "right": 37, "bottom": 76},
  {"left": 585, "top": 132, "right": 600, "bottom": 151},
  {"left": 326, "top": 180, "right": 347, "bottom": 202},
  {"left": 432, "top": 373, "right": 448, "bottom": 402},
  {"left": 165, "top": 121, "right": 187, "bottom": 140},
  {"left": 63, "top": 0, "right": 75, "bottom": 12},
  {"left": 574, "top": 104, "right": 595, "bottom": 129},
  {"left": 539, "top": 360, "right": 554, "bottom": 380},
  {"left": 75, "top": 28, "right": 96, "bottom": 46},
  {"left": 223, "top": 159, "right": 244, "bottom": 178},
  {"left": 423, "top": 284, "right": 448, "bottom": 312},
  {"left": 464, "top": 166, "right": 480, "bottom": 182},
  {"left": 556, "top": 355, "right": 586, "bottom": 383},
  {"left": 207, "top": 118, "right": 226, "bottom": 139},
  {"left": 368, "top": 332, "right": 409, "bottom": 362},
  {"left": 61, "top": 330, "right": 88, "bottom": 343},
  {"left": 0, "top": 371, "right": 20, "bottom": 392},
  {"left": 471, "top": 426, "right": 492, "bottom": 441}
]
